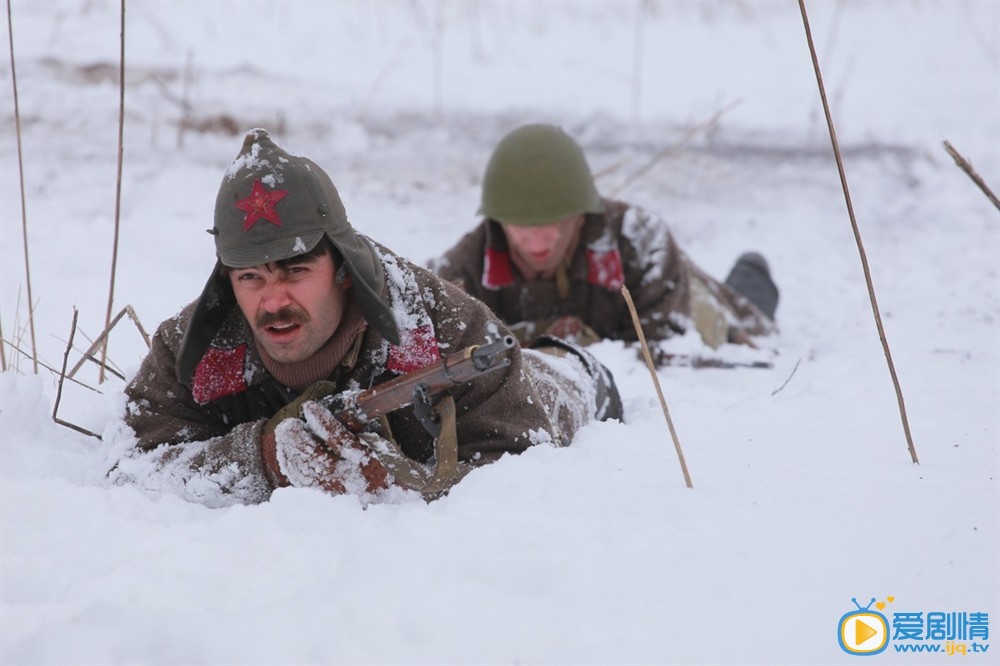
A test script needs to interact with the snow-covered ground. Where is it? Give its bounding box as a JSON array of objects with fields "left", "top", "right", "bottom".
[{"left": 1, "top": 1, "right": 997, "bottom": 663}]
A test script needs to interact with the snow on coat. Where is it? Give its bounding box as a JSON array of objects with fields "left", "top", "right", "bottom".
[
  {"left": 107, "top": 243, "right": 596, "bottom": 507},
  {"left": 431, "top": 198, "right": 776, "bottom": 347}
]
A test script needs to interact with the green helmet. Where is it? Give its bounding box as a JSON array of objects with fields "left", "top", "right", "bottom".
[
  {"left": 177, "top": 129, "right": 400, "bottom": 385},
  {"left": 479, "top": 123, "right": 603, "bottom": 227}
]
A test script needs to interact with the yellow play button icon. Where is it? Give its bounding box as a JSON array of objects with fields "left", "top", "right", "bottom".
[
  {"left": 855, "top": 618, "right": 878, "bottom": 645},
  {"left": 839, "top": 610, "right": 888, "bottom": 654}
]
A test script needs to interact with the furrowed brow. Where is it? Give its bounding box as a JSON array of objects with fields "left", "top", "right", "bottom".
[{"left": 279, "top": 255, "right": 318, "bottom": 270}]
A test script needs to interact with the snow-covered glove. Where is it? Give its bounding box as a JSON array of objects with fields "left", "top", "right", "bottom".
[
  {"left": 262, "top": 399, "right": 395, "bottom": 495},
  {"left": 260, "top": 381, "right": 391, "bottom": 494},
  {"left": 727, "top": 326, "right": 758, "bottom": 348},
  {"left": 544, "top": 315, "right": 601, "bottom": 347},
  {"left": 260, "top": 380, "right": 337, "bottom": 481},
  {"left": 261, "top": 381, "right": 436, "bottom": 496}
]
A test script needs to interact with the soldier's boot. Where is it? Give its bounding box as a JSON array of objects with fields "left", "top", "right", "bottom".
[
  {"left": 724, "top": 251, "right": 779, "bottom": 321},
  {"left": 530, "top": 334, "right": 624, "bottom": 423}
]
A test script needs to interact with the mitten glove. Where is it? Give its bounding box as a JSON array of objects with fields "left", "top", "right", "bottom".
[
  {"left": 266, "top": 399, "right": 393, "bottom": 495},
  {"left": 261, "top": 381, "right": 431, "bottom": 496},
  {"left": 260, "top": 380, "right": 336, "bottom": 485},
  {"left": 544, "top": 315, "right": 601, "bottom": 347}
]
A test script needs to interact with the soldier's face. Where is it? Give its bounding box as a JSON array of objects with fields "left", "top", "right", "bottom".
[
  {"left": 229, "top": 252, "right": 350, "bottom": 363},
  {"left": 502, "top": 214, "right": 584, "bottom": 274}
]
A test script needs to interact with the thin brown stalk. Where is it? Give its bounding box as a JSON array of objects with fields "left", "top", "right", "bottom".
[
  {"left": 99, "top": 0, "right": 127, "bottom": 383},
  {"left": 54, "top": 416, "right": 102, "bottom": 440},
  {"left": 621, "top": 285, "right": 693, "bottom": 488},
  {"left": 630, "top": 0, "right": 646, "bottom": 124},
  {"left": 798, "top": 0, "right": 919, "bottom": 464},
  {"left": 53, "top": 309, "right": 78, "bottom": 420},
  {"left": 3, "top": 337, "right": 101, "bottom": 393},
  {"left": 591, "top": 158, "right": 626, "bottom": 182},
  {"left": 82, "top": 354, "right": 127, "bottom": 382},
  {"left": 610, "top": 98, "right": 742, "bottom": 197},
  {"left": 6, "top": 0, "right": 38, "bottom": 374},
  {"left": 177, "top": 50, "right": 194, "bottom": 150},
  {"left": 771, "top": 358, "right": 802, "bottom": 396},
  {"left": 126, "top": 304, "right": 152, "bottom": 348},
  {"left": 53, "top": 309, "right": 102, "bottom": 440},
  {"left": 431, "top": 0, "right": 443, "bottom": 118},
  {"left": 942, "top": 140, "right": 1000, "bottom": 211},
  {"left": 0, "top": 317, "right": 7, "bottom": 371},
  {"left": 11, "top": 290, "right": 24, "bottom": 373},
  {"left": 68, "top": 305, "right": 150, "bottom": 379}
]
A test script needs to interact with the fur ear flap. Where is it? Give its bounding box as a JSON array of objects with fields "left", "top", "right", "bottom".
[
  {"left": 176, "top": 261, "right": 238, "bottom": 387},
  {"left": 335, "top": 263, "right": 351, "bottom": 287}
]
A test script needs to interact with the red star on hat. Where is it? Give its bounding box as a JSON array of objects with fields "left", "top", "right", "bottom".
[{"left": 235, "top": 179, "right": 289, "bottom": 231}]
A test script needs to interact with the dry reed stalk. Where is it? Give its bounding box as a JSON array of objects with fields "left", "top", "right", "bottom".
[
  {"left": 621, "top": 285, "right": 693, "bottom": 488},
  {"left": 10, "top": 290, "right": 24, "bottom": 373},
  {"left": 798, "top": 0, "right": 919, "bottom": 464},
  {"left": 3, "top": 337, "right": 101, "bottom": 394},
  {"left": 98, "top": 0, "right": 127, "bottom": 383},
  {"left": 5, "top": 0, "right": 38, "bottom": 374},
  {"left": 771, "top": 358, "right": 802, "bottom": 396},
  {"left": 609, "top": 98, "right": 742, "bottom": 197},
  {"left": 630, "top": 0, "right": 647, "bottom": 124},
  {"left": 68, "top": 305, "right": 150, "bottom": 379},
  {"left": 80, "top": 353, "right": 127, "bottom": 382},
  {"left": 0, "top": 317, "right": 6, "bottom": 371},
  {"left": 53, "top": 308, "right": 102, "bottom": 440},
  {"left": 177, "top": 50, "right": 194, "bottom": 150},
  {"left": 942, "top": 140, "right": 1000, "bottom": 212},
  {"left": 431, "top": 1, "right": 444, "bottom": 118}
]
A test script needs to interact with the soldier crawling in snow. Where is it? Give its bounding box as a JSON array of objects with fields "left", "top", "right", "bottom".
[
  {"left": 431, "top": 123, "right": 780, "bottom": 352},
  {"left": 110, "top": 129, "right": 621, "bottom": 507}
]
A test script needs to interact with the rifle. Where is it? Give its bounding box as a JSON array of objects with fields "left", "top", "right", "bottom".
[
  {"left": 322, "top": 333, "right": 516, "bottom": 437},
  {"left": 653, "top": 353, "right": 774, "bottom": 370},
  {"left": 509, "top": 319, "right": 774, "bottom": 369}
]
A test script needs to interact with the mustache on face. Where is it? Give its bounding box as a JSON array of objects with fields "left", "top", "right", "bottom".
[{"left": 255, "top": 307, "right": 309, "bottom": 329}]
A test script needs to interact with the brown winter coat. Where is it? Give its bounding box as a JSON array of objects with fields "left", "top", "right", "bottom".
[
  {"left": 114, "top": 245, "right": 566, "bottom": 506},
  {"left": 431, "top": 199, "right": 775, "bottom": 347}
]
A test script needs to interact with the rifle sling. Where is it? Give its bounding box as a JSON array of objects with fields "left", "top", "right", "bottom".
[{"left": 417, "top": 395, "right": 458, "bottom": 496}]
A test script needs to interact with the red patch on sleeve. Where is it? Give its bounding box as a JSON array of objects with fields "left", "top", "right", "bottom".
[
  {"left": 192, "top": 343, "right": 249, "bottom": 404},
  {"left": 387, "top": 325, "right": 442, "bottom": 374},
  {"left": 482, "top": 248, "right": 514, "bottom": 290},
  {"left": 585, "top": 248, "right": 625, "bottom": 291}
]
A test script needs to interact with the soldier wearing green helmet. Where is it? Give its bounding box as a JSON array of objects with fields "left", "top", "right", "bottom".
[
  {"left": 432, "top": 123, "right": 780, "bottom": 353},
  {"left": 479, "top": 122, "right": 605, "bottom": 227},
  {"left": 111, "top": 129, "right": 622, "bottom": 507}
]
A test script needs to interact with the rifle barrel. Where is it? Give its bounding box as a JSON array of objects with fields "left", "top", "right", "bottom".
[{"left": 471, "top": 334, "right": 515, "bottom": 370}]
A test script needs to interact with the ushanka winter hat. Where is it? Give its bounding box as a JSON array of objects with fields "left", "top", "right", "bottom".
[{"left": 176, "top": 129, "right": 400, "bottom": 386}]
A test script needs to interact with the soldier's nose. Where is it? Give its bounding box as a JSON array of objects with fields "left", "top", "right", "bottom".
[{"left": 260, "top": 283, "right": 292, "bottom": 312}]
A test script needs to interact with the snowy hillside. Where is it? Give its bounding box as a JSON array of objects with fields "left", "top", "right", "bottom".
[{"left": 1, "top": 1, "right": 998, "bottom": 664}]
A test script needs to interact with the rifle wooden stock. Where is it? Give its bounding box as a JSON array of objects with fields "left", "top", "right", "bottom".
[{"left": 327, "top": 335, "right": 516, "bottom": 432}]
